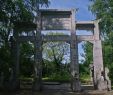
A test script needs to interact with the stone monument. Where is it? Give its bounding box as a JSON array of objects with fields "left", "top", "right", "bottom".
[{"left": 8, "top": 9, "right": 111, "bottom": 92}]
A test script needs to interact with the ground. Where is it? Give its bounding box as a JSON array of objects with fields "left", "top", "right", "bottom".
[
  {"left": 0, "top": 90, "right": 113, "bottom": 95},
  {"left": 0, "top": 83, "right": 113, "bottom": 95}
]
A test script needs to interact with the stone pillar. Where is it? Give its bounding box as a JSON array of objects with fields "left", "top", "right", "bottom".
[
  {"left": 0, "top": 72, "right": 4, "bottom": 89},
  {"left": 93, "top": 20, "right": 104, "bottom": 89},
  {"left": 32, "top": 11, "right": 42, "bottom": 91},
  {"left": 70, "top": 9, "right": 81, "bottom": 92},
  {"left": 93, "top": 40, "right": 104, "bottom": 89},
  {"left": 89, "top": 64, "right": 94, "bottom": 84},
  {"left": 10, "top": 35, "right": 20, "bottom": 90}
]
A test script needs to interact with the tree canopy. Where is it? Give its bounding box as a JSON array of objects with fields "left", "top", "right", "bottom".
[{"left": 0, "top": 0, "right": 50, "bottom": 84}]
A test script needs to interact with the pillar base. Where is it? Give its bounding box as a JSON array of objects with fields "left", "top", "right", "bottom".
[
  {"left": 32, "top": 78, "right": 42, "bottom": 91},
  {"left": 8, "top": 79, "right": 20, "bottom": 91},
  {"left": 71, "top": 80, "right": 81, "bottom": 92}
]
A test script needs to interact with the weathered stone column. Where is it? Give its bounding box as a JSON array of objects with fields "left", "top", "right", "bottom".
[
  {"left": 93, "top": 20, "right": 104, "bottom": 89},
  {"left": 32, "top": 11, "right": 42, "bottom": 91},
  {"left": 70, "top": 9, "right": 81, "bottom": 92},
  {"left": 93, "top": 40, "right": 104, "bottom": 88},
  {"left": 0, "top": 72, "right": 4, "bottom": 89},
  {"left": 10, "top": 33, "right": 20, "bottom": 90}
]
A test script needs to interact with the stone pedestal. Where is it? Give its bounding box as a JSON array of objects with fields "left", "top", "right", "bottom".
[{"left": 97, "top": 75, "right": 107, "bottom": 91}]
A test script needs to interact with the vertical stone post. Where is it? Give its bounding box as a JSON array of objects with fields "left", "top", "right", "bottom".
[
  {"left": 10, "top": 31, "right": 20, "bottom": 90},
  {"left": 93, "top": 20, "right": 104, "bottom": 89},
  {"left": 0, "top": 72, "right": 4, "bottom": 89},
  {"left": 32, "top": 11, "right": 42, "bottom": 91},
  {"left": 70, "top": 9, "right": 81, "bottom": 92}
]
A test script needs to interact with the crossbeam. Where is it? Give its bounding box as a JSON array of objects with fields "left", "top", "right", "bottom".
[
  {"left": 15, "top": 35, "right": 94, "bottom": 43},
  {"left": 42, "top": 35, "right": 71, "bottom": 42},
  {"left": 16, "top": 35, "right": 71, "bottom": 42},
  {"left": 17, "top": 36, "right": 35, "bottom": 42},
  {"left": 77, "top": 35, "right": 94, "bottom": 42},
  {"left": 76, "top": 21, "right": 95, "bottom": 30}
]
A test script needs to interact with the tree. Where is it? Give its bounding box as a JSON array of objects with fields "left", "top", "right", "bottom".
[
  {"left": 19, "top": 42, "right": 34, "bottom": 77},
  {"left": 42, "top": 33, "right": 70, "bottom": 80},
  {"left": 0, "top": 0, "right": 50, "bottom": 83},
  {"left": 89, "top": 0, "right": 113, "bottom": 66},
  {"left": 82, "top": 42, "right": 93, "bottom": 67},
  {"left": 79, "top": 42, "right": 93, "bottom": 81},
  {"left": 89, "top": 0, "right": 113, "bottom": 36},
  {"left": 82, "top": 0, "right": 113, "bottom": 80}
]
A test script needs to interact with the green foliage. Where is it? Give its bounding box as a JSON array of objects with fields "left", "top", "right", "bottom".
[
  {"left": 43, "top": 33, "right": 70, "bottom": 71},
  {"left": 20, "top": 42, "right": 34, "bottom": 77},
  {"left": 42, "top": 62, "right": 70, "bottom": 82},
  {"left": 89, "top": 0, "right": 113, "bottom": 36},
  {"left": 82, "top": 42, "right": 93, "bottom": 66},
  {"left": 85, "top": 0, "right": 113, "bottom": 82},
  {"left": 0, "top": 0, "right": 49, "bottom": 84}
]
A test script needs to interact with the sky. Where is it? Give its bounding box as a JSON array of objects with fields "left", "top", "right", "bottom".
[
  {"left": 42, "top": 0, "right": 95, "bottom": 62},
  {"left": 48, "top": 0, "right": 95, "bottom": 20}
]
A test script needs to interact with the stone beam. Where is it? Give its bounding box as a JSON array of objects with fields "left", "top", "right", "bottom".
[
  {"left": 42, "top": 35, "right": 71, "bottom": 42},
  {"left": 17, "top": 36, "right": 35, "bottom": 42},
  {"left": 76, "top": 21, "right": 94, "bottom": 30},
  {"left": 16, "top": 35, "right": 95, "bottom": 43},
  {"left": 77, "top": 35, "right": 94, "bottom": 42},
  {"left": 16, "top": 35, "right": 71, "bottom": 42},
  {"left": 40, "top": 9, "right": 74, "bottom": 15}
]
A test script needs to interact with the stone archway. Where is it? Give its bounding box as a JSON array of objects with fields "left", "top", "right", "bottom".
[{"left": 10, "top": 9, "right": 111, "bottom": 91}]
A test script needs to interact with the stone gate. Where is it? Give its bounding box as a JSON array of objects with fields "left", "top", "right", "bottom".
[{"left": 10, "top": 9, "right": 111, "bottom": 91}]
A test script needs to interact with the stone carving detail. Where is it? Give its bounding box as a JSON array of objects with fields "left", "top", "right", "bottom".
[
  {"left": 105, "top": 67, "right": 111, "bottom": 91},
  {"left": 96, "top": 67, "right": 111, "bottom": 91},
  {"left": 71, "top": 71, "right": 81, "bottom": 91},
  {"left": 89, "top": 64, "right": 94, "bottom": 83},
  {"left": 97, "top": 71, "right": 107, "bottom": 90}
]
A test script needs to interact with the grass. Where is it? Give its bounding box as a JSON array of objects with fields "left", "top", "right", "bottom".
[
  {"left": 42, "top": 77, "right": 70, "bottom": 83},
  {"left": 80, "top": 74, "right": 91, "bottom": 84},
  {"left": 19, "top": 74, "right": 91, "bottom": 84}
]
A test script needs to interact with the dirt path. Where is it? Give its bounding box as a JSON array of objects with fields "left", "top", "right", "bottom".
[
  {"left": 0, "top": 90, "right": 113, "bottom": 95},
  {"left": 0, "top": 83, "right": 113, "bottom": 95}
]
